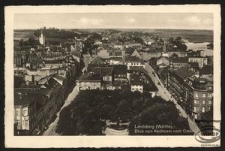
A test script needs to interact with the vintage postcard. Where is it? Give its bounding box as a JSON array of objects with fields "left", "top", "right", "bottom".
[{"left": 5, "top": 5, "right": 221, "bottom": 148}]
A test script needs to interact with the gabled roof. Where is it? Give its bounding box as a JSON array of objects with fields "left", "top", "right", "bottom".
[
  {"left": 125, "top": 56, "right": 142, "bottom": 62},
  {"left": 78, "top": 73, "right": 101, "bottom": 81},
  {"left": 89, "top": 56, "right": 105, "bottom": 65},
  {"left": 40, "top": 77, "right": 62, "bottom": 97},
  {"left": 92, "top": 67, "right": 113, "bottom": 76},
  {"left": 173, "top": 67, "right": 195, "bottom": 80},
  {"left": 157, "top": 56, "right": 169, "bottom": 61}
]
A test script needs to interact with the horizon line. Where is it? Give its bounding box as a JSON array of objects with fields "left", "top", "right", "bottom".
[{"left": 14, "top": 27, "right": 213, "bottom": 31}]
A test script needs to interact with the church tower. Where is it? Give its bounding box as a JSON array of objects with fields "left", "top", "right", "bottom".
[{"left": 39, "top": 30, "right": 45, "bottom": 46}]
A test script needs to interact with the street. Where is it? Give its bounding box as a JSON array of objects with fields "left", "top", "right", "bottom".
[
  {"left": 43, "top": 54, "right": 92, "bottom": 135},
  {"left": 42, "top": 85, "right": 79, "bottom": 135},
  {"left": 82, "top": 54, "right": 97, "bottom": 72},
  {"left": 145, "top": 63, "right": 200, "bottom": 134}
]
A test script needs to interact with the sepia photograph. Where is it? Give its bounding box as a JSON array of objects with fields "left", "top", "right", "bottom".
[{"left": 5, "top": 5, "right": 221, "bottom": 148}]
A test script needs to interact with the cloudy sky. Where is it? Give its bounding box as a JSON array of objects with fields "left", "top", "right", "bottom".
[{"left": 14, "top": 13, "right": 213, "bottom": 30}]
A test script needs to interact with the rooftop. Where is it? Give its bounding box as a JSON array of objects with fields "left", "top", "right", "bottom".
[
  {"left": 201, "top": 65, "right": 213, "bottom": 75},
  {"left": 125, "top": 56, "right": 142, "bottom": 62},
  {"left": 171, "top": 57, "right": 188, "bottom": 63},
  {"left": 78, "top": 73, "right": 101, "bottom": 81},
  {"left": 173, "top": 67, "right": 195, "bottom": 80},
  {"left": 129, "top": 66, "right": 148, "bottom": 74},
  {"left": 89, "top": 56, "right": 105, "bottom": 65},
  {"left": 109, "top": 57, "right": 123, "bottom": 62},
  {"left": 113, "top": 65, "right": 127, "bottom": 74},
  {"left": 130, "top": 74, "right": 142, "bottom": 85},
  {"left": 14, "top": 93, "right": 46, "bottom": 106},
  {"left": 125, "top": 47, "right": 135, "bottom": 55}
]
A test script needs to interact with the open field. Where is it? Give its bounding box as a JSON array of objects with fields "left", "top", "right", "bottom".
[
  {"left": 14, "top": 30, "right": 34, "bottom": 40},
  {"left": 14, "top": 30, "right": 69, "bottom": 43},
  {"left": 14, "top": 29, "right": 213, "bottom": 43},
  {"left": 151, "top": 29, "right": 213, "bottom": 43}
]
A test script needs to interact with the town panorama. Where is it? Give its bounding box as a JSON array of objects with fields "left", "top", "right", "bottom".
[{"left": 14, "top": 28, "right": 213, "bottom": 136}]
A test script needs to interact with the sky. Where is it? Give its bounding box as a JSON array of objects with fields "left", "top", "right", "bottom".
[{"left": 14, "top": 13, "right": 213, "bottom": 30}]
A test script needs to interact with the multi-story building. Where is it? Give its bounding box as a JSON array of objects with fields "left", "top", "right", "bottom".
[
  {"left": 113, "top": 65, "right": 127, "bottom": 82},
  {"left": 14, "top": 76, "right": 65, "bottom": 135},
  {"left": 167, "top": 67, "right": 213, "bottom": 120},
  {"left": 130, "top": 74, "right": 143, "bottom": 93},
  {"left": 14, "top": 92, "right": 47, "bottom": 135}
]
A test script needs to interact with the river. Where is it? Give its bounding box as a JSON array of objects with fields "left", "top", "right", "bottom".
[{"left": 185, "top": 42, "right": 213, "bottom": 56}]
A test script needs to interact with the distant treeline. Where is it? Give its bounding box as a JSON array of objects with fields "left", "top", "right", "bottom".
[{"left": 33, "top": 27, "right": 86, "bottom": 39}]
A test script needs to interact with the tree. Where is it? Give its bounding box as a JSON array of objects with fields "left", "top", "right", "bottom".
[
  {"left": 57, "top": 90, "right": 189, "bottom": 135},
  {"left": 19, "top": 39, "right": 24, "bottom": 47},
  {"left": 169, "top": 37, "right": 174, "bottom": 43},
  {"left": 176, "top": 36, "right": 182, "bottom": 41}
]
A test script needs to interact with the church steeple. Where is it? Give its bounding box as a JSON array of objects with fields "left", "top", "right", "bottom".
[{"left": 39, "top": 30, "right": 45, "bottom": 46}]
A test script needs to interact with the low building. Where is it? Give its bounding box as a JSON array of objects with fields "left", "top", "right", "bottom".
[
  {"left": 76, "top": 73, "right": 102, "bottom": 90},
  {"left": 109, "top": 49, "right": 124, "bottom": 58},
  {"left": 167, "top": 51, "right": 187, "bottom": 58},
  {"left": 171, "top": 57, "right": 189, "bottom": 69},
  {"left": 109, "top": 57, "right": 123, "bottom": 65},
  {"left": 125, "top": 56, "right": 145, "bottom": 70},
  {"left": 188, "top": 56, "right": 208, "bottom": 68},
  {"left": 156, "top": 56, "right": 169, "bottom": 68},
  {"left": 140, "top": 50, "right": 162, "bottom": 61},
  {"left": 128, "top": 68, "right": 158, "bottom": 96}
]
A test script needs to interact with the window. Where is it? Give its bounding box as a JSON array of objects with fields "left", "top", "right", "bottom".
[
  {"left": 202, "top": 107, "right": 205, "bottom": 112},
  {"left": 194, "top": 100, "right": 199, "bottom": 104},
  {"left": 209, "top": 100, "right": 212, "bottom": 105},
  {"left": 203, "top": 94, "right": 206, "bottom": 97},
  {"left": 208, "top": 93, "right": 212, "bottom": 97},
  {"left": 207, "top": 107, "right": 211, "bottom": 111},
  {"left": 194, "top": 106, "right": 197, "bottom": 112},
  {"left": 202, "top": 100, "right": 205, "bottom": 104},
  {"left": 23, "top": 108, "right": 28, "bottom": 116},
  {"left": 195, "top": 93, "right": 198, "bottom": 98},
  {"left": 194, "top": 114, "right": 198, "bottom": 119},
  {"left": 25, "top": 120, "right": 29, "bottom": 129}
]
